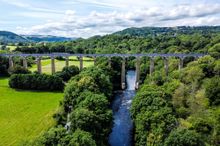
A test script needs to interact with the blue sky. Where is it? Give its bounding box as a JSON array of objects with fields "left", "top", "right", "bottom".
[{"left": 0, "top": 0, "right": 220, "bottom": 38}]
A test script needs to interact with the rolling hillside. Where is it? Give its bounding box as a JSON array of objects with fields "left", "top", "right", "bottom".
[
  {"left": 0, "top": 31, "right": 28, "bottom": 43},
  {"left": 0, "top": 31, "right": 76, "bottom": 43},
  {"left": 21, "top": 35, "right": 77, "bottom": 42},
  {"left": 114, "top": 26, "right": 220, "bottom": 37}
]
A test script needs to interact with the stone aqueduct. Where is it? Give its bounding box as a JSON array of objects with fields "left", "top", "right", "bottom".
[{"left": 0, "top": 53, "right": 205, "bottom": 89}]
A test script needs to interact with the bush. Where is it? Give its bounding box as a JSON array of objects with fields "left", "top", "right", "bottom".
[
  {"left": 165, "top": 128, "right": 205, "bottom": 146},
  {"left": 76, "top": 92, "right": 110, "bottom": 114},
  {"left": 10, "top": 65, "right": 31, "bottom": 74},
  {"left": 30, "top": 127, "right": 96, "bottom": 146},
  {"left": 204, "top": 76, "right": 220, "bottom": 105},
  {"left": 68, "top": 129, "right": 96, "bottom": 146},
  {"left": 62, "top": 67, "right": 113, "bottom": 146},
  {"left": 63, "top": 66, "right": 112, "bottom": 112},
  {"left": 9, "top": 73, "right": 64, "bottom": 91},
  {"left": 54, "top": 65, "right": 79, "bottom": 82},
  {"left": 63, "top": 76, "right": 100, "bottom": 111},
  {"left": 69, "top": 106, "right": 112, "bottom": 145},
  {"left": 131, "top": 84, "right": 177, "bottom": 145},
  {"left": 0, "top": 56, "right": 9, "bottom": 76}
]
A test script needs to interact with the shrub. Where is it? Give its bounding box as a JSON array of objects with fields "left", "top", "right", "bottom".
[
  {"left": 69, "top": 107, "right": 112, "bottom": 145},
  {"left": 204, "top": 76, "right": 220, "bottom": 105},
  {"left": 63, "top": 66, "right": 112, "bottom": 112},
  {"left": 10, "top": 65, "right": 31, "bottom": 74},
  {"left": 63, "top": 76, "right": 100, "bottom": 111},
  {"left": 54, "top": 65, "right": 79, "bottom": 82},
  {"left": 164, "top": 128, "right": 205, "bottom": 146},
  {"left": 30, "top": 127, "right": 96, "bottom": 146},
  {"left": 67, "top": 129, "right": 96, "bottom": 146},
  {"left": 9, "top": 73, "right": 64, "bottom": 91},
  {"left": 0, "top": 56, "right": 9, "bottom": 76},
  {"left": 131, "top": 84, "right": 177, "bottom": 146}
]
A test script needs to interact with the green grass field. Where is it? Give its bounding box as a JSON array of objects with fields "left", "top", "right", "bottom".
[
  {"left": 7, "top": 45, "right": 17, "bottom": 51},
  {"left": 30, "top": 57, "right": 94, "bottom": 74},
  {"left": 0, "top": 78, "right": 63, "bottom": 146},
  {"left": 0, "top": 45, "right": 17, "bottom": 51}
]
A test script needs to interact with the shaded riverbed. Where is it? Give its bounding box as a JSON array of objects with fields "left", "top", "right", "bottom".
[{"left": 109, "top": 70, "right": 136, "bottom": 146}]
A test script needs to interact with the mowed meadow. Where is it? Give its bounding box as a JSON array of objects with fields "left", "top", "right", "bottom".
[
  {"left": 0, "top": 77, "right": 63, "bottom": 146},
  {"left": 30, "top": 56, "right": 94, "bottom": 74}
]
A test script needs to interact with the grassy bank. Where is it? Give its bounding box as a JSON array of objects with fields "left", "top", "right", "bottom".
[
  {"left": 0, "top": 77, "right": 63, "bottom": 146},
  {"left": 30, "top": 56, "right": 94, "bottom": 74}
]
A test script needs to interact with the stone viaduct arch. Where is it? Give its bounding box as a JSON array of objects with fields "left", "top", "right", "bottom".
[{"left": 0, "top": 53, "right": 205, "bottom": 89}]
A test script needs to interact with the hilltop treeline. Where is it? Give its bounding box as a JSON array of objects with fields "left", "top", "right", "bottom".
[{"left": 13, "top": 27, "right": 220, "bottom": 57}]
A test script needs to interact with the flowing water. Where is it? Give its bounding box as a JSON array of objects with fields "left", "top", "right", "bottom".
[{"left": 109, "top": 70, "right": 136, "bottom": 146}]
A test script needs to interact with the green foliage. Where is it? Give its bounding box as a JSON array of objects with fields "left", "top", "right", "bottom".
[
  {"left": 9, "top": 73, "right": 64, "bottom": 91},
  {"left": 14, "top": 26, "right": 220, "bottom": 56},
  {"left": 131, "top": 84, "right": 177, "bottom": 146},
  {"left": 76, "top": 92, "right": 110, "bottom": 114},
  {"left": 131, "top": 85, "right": 166, "bottom": 118},
  {"left": 204, "top": 76, "right": 220, "bottom": 105},
  {"left": 162, "top": 79, "right": 181, "bottom": 96},
  {"left": 76, "top": 66, "right": 113, "bottom": 97},
  {"left": 0, "top": 56, "right": 9, "bottom": 76},
  {"left": 209, "top": 43, "right": 220, "bottom": 59},
  {"left": 182, "top": 66, "right": 204, "bottom": 84},
  {"left": 31, "top": 127, "right": 96, "bottom": 146},
  {"left": 34, "top": 127, "right": 67, "bottom": 146},
  {"left": 63, "top": 66, "right": 112, "bottom": 111},
  {"left": 63, "top": 76, "right": 99, "bottom": 112},
  {"left": 10, "top": 65, "right": 31, "bottom": 74},
  {"left": 54, "top": 65, "right": 79, "bottom": 82},
  {"left": 69, "top": 107, "right": 112, "bottom": 145},
  {"left": 68, "top": 129, "right": 96, "bottom": 146},
  {"left": 182, "top": 66, "right": 204, "bottom": 94},
  {"left": 164, "top": 128, "right": 205, "bottom": 146},
  {"left": 190, "top": 118, "right": 213, "bottom": 135},
  {"left": 69, "top": 108, "right": 99, "bottom": 135},
  {"left": 60, "top": 66, "right": 113, "bottom": 146},
  {"left": 196, "top": 55, "right": 215, "bottom": 77},
  {"left": 214, "top": 60, "right": 220, "bottom": 75},
  {"left": 172, "top": 83, "right": 190, "bottom": 117}
]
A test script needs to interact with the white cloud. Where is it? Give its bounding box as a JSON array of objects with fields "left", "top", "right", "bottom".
[{"left": 15, "top": 3, "right": 220, "bottom": 38}]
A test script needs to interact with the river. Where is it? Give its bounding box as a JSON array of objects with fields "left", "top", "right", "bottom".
[{"left": 109, "top": 70, "right": 136, "bottom": 146}]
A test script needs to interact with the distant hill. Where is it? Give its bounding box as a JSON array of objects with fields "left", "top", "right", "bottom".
[
  {"left": 21, "top": 35, "right": 77, "bottom": 42},
  {"left": 114, "top": 26, "right": 220, "bottom": 37},
  {"left": 0, "top": 31, "right": 28, "bottom": 43},
  {"left": 0, "top": 31, "right": 77, "bottom": 43}
]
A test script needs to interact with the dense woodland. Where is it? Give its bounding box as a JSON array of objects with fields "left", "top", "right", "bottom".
[{"left": 0, "top": 26, "right": 220, "bottom": 146}]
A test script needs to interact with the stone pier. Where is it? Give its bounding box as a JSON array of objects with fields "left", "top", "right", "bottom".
[
  {"left": 135, "top": 57, "right": 141, "bottom": 89},
  {"left": 22, "top": 57, "right": 28, "bottom": 69},
  {"left": 108, "top": 57, "right": 111, "bottom": 67},
  {"left": 179, "top": 57, "right": 184, "bottom": 70},
  {"left": 0, "top": 53, "right": 205, "bottom": 89},
  {"left": 51, "top": 57, "right": 55, "bottom": 74},
  {"left": 8, "top": 56, "right": 14, "bottom": 70},
  {"left": 65, "top": 56, "right": 69, "bottom": 67},
  {"left": 94, "top": 57, "right": 96, "bottom": 65},
  {"left": 121, "top": 57, "right": 126, "bottom": 89},
  {"left": 164, "top": 57, "right": 169, "bottom": 76},
  {"left": 37, "top": 57, "right": 42, "bottom": 74},
  {"left": 150, "top": 57, "right": 155, "bottom": 76},
  {"left": 79, "top": 56, "right": 83, "bottom": 71}
]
